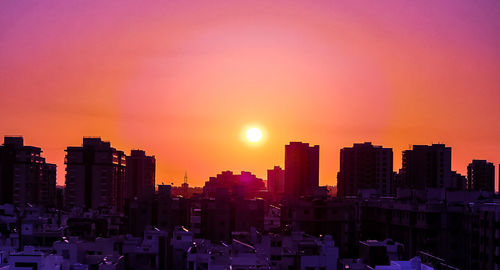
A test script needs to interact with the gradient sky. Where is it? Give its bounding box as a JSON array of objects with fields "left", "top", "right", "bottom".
[{"left": 1, "top": 0, "right": 500, "bottom": 187}]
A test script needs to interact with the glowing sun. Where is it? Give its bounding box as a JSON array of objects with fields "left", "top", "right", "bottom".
[{"left": 246, "top": 127, "right": 263, "bottom": 143}]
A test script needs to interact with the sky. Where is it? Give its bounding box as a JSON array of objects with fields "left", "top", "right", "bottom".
[{"left": 1, "top": 0, "right": 500, "bottom": 187}]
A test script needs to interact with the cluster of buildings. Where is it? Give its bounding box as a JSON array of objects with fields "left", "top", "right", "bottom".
[{"left": 0, "top": 136, "right": 499, "bottom": 269}]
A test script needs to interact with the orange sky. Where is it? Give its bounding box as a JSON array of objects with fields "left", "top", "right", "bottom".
[{"left": 1, "top": 0, "right": 500, "bottom": 187}]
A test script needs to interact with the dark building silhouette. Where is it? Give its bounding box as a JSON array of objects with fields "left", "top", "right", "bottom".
[
  {"left": 267, "top": 166, "right": 284, "bottom": 199},
  {"left": 451, "top": 171, "right": 467, "bottom": 191},
  {"left": 337, "top": 142, "right": 393, "bottom": 197},
  {"left": 397, "top": 144, "right": 452, "bottom": 190},
  {"left": 281, "top": 198, "right": 359, "bottom": 257},
  {"left": 55, "top": 186, "right": 64, "bottom": 209},
  {"left": 40, "top": 163, "right": 57, "bottom": 207},
  {"left": 125, "top": 149, "right": 155, "bottom": 200},
  {"left": 233, "top": 198, "right": 265, "bottom": 233},
  {"left": 125, "top": 196, "right": 154, "bottom": 237},
  {"left": 203, "top": 171, "right": 265, "bottom": 199},
  {"left": 200, "top": 190, "right": 232, "bottom": 242},
  {"left": 467, "top": 160, "right": 495, "bottom": 192},
  {"left": 284, "top": 142, "right": 319, "bottom": 198},
  {"left": 0, "top": 136, "right": 56, "bottom": 208},
  {"left": 64, "top": 137, "right": 126, "bottom": 211},
  {"left": 156, "top": 184, "right": 190, "bottom": 232}
]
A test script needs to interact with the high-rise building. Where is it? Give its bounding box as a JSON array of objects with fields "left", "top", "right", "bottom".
[
  {"left": 284, "top": 142, "right": 319, "bottom": 198},
  {"left": 0, "top": 136, "right": 56, "bottom": 208},
  {"left": 125, "top": 149, "right": 155, "bottom": 200},
  {"left": 267, "top": 166, "right": 284, "bottom": 197},
  {"left": 337, "top": 142, "right": 393, "bottom": 197},
  {"left": 64, "top": 137, "right": 126, "bottom": 211},
  {"left": 398, "top": 144, "right": 452, "bottom": 190},
  {"left": 467, "top": 160, "right": 495, "bottom": 192}
]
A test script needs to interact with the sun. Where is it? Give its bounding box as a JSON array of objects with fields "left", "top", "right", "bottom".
[{"left": 246, "top": 127, "right": 262, "bottom": 143}]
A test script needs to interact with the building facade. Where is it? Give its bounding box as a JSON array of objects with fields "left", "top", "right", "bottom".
[
  {"left": 337, "top": 142, "right": 393, "bottom": 197},
  {"left": 125, "top": 149, "right": 155, "bottom": 200},
  {"left": 398, "top": 144, "right": 453, "bottom": 190},
  {"left": 284, "top": 142, "right": 319, "bottom": 198},
  {"left": 0, "top": 136, "right": 56, "bottom": 208},
  {"left": 64, "top": 137, "right": 126, "bottom": 211},
  {"left": 467, "top": 160, "right": 495, "bottom": 192},
  {"left": 267, "top": 166, "right": 284, "bottom": 199}
]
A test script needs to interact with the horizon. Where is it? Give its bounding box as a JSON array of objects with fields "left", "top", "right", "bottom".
[
  {"left": 2, "top": 0, "right": 500, "bottom": 187},
  {"left": 1, "top": 135, "right": 498, "bottom": 190}
]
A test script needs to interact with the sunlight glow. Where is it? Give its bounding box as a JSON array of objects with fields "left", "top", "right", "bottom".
[{"left": 246, "top": 127, "right": 263, "bottom": 143}]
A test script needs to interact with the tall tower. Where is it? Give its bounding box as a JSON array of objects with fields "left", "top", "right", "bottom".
[
  {"left": 267, "top": 166, "right": 285, "bottom": 197},
  {"left": 337, "top": 142, "right": 393, "bottom": 197},
  {"left": 125, "top": 149, "right": 156, "bottom": 200},
  {"left": 182, "top": 171, "right": 189, "bottom": 198},
  {"left": 65, "top": 137, "right": 126, "bottom": 211},
  {"left": 284, "top": 142, "right": 319, "bottom": 198}
]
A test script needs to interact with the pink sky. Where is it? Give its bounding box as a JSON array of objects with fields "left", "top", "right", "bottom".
[{"left": 1, "top": 0, "right": 500, "bottom": 187}]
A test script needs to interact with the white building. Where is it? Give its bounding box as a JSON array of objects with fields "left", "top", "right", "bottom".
[{"left": 8, "top": 246, "right": 62, "bottom": 270}]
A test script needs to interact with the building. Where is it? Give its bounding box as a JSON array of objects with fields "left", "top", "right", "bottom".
[
  {"left": 8, "top": 246, "right": 63, "bottom": 270},
  {"left": 0, "top": 136, "right": 57, "bottom": 208},
  {"left": 203, "top": 171, "right": 266, "bottom": 199},
  {"left": 121, "top": 228, "right": 168, "bottom": 270},
  {"left": 282, "top": 198, "right": 359, "bottom": 257},
  {"left": 450, "top": 171, "right": 467, "bottom": 191},
  {"left": 64, "top": 137, "right": 127, "bottom": 211},
  {"left": 397, "top": 144, "right": 452, "bottom": 190},
  {"left": 267, "top": 166, "right": 285, "bottom": 200},
  {"left": 467, "top": 160, "right": 495, "bottom": 192},
  {"left": 125, "top": 150, "right": 155, "bottom": 200},
  {"left": 337, "top": 142, "right": 393, "bottom": 197},
  {"left": 358, "top": 239, "right": 404, "bottom": 268},
  {"left": 156, "top": 185, "right": 191, "bottom": 232},
  {"left": 284, "top": 142, "right": 319, "bottom": 198}
]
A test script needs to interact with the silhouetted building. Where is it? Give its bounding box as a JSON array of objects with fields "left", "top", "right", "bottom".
[
  {"left": 281, "top": 198, "right": 359, "bottom": 257},
  {"left": 398, "top": 144, "right": 452, "bottom": 190},
  {"left": 125, "top": 149, "right": 155, "bottom": 200},
  {"left": 64, "top": 137, "right": 126, "bottom": 211},
  {"left": 358, "top": 239, "right": 404, "bottom": 268},
  {"left": 467, "top": 160, "right": 495, "bottom": 192},
  {"left": 0, "top": 136, "right": 56, "bottom": 208},
  {"left": 156, "top": 184, "right": 190, "bottom": 232},
  {"left": 359, "top": 191, "right": 497, "bottom": 270},
  {"left": 267, "top": 166, "right": 284, "bottom": 199},
  {"left": 55, "top": 186, "right": 64, "bottom": 210},
  {"left": 200, "top": 191, "right": 232, "bottom": 242},
  {"left": 203, "top": 171, "right": 265, "bottom": 199},
  {"left": 233, "top": 198, "right": 265, "bottom": 232},
  {"left": 451, "top": 171, "right": 467, "bottom": 191},
  {"left": 40, "top": 163, "right": 57, "bottom": 207},
  {"left": 337, "top": 142, "right": 393, "bottom": 197},
  {"left": 284, "top": 142, "right": 319, "bottom": 198},
  {"left": 125, "top": 196, "right": 154, "bottom": 237}
]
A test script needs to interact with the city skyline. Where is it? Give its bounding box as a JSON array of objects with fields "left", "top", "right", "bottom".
[
  {"left": 1, "top": 135, "right": 498, "bottom": 192},
  {"left": 2, "top": 0, "right": 500, "bottom": 187}
]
